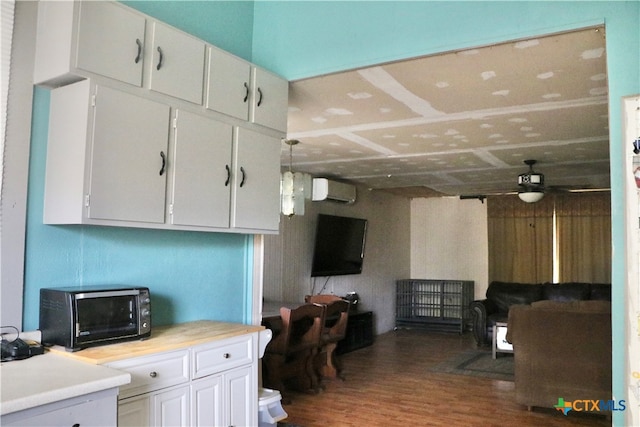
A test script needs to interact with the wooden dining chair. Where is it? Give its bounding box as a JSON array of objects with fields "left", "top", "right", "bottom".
[
  {"left": 314, "top": 299, "right": 350, "bottom": 385},
  {"left": 304, "top": 294, "right": 343, "bottom": 304},
  {"left": 262, "top": 303, "right": 326, "bottom": 401}
]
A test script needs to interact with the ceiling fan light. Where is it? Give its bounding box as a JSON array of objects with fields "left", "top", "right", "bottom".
[
  {"left": 518, "top": 172, "right": 544, "bottom": 185},
  {"left": 518, "top": 191, "right": 545, "bottom": 203}
]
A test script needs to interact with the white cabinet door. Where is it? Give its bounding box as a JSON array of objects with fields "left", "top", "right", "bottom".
[
  {"left": 152, "top": 385, "right": 190, "bottom": 427},
  {"left": 232, "top": 128, "right": 281, "bottom": 231},
  {"left": 149, "top": 22, "right": 206, "bottom": 104},
  {"left": 191, "top": 375, "right": 224, "bottom": 427},
  {"left": 206, "top": 47, "right": 252, "bottom": 121},
  {"left": 250, "top": 67, "right": 289, "bottom": 133},
  {"left": 35, "top": 1, "right": 146, "bottom": 87},
  {"left": 76, "top": 1, "right": 146, "bottom": 87},
  {"left": 89, "top": 85, "right": 170, "bottom": 223},
  {"left": 207, "top": 48, "right": 288, "bottom": 132},
  {"left": 171, "top": 110, "right": 233, "bottom": 228},
  {"left": 191, "top": 366, "right": 254, "bottom": 427},
  {"left": 227, "top": 365, "right": 255, "bottom": 427},
  {"left": 118, "top": 395, "right": 151, "bottom": 427}
]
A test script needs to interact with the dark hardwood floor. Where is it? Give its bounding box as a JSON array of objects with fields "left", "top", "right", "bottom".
[{"left": 276, "top": 328, "right": 610, "bottom": 427}]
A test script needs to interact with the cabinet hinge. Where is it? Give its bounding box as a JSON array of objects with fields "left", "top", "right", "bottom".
[
  {"left": 84, "top": 194, "right": 90, "bottom": 207},
  {"left": 91, "top": 95, "right": 96, "bottom": 107},
  {"left": 173, "top": 117, "right": 178, "bottom": 129},
  {"left": 169, "top": 204, "right": 174, "bottom": 215}
]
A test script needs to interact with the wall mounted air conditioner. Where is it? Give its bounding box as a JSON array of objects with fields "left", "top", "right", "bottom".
[{"left": 312, "top": 178, "right": 356, "bottom": 203}]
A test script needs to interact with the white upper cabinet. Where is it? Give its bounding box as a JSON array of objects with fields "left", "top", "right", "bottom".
[
  {"left": 37, "top": 1, "right": 286, "bottom": 234},
  {"left": 35, "top": 1, "right": 207, "bottom": 105},
  {"left": 89, "top": 85, "right": 170, "bottom": 223},
  {"left": 250, "top": 67, "right": 289, "bottom": 133},
  {"left": 75, "top": 1, "right": 146, "bottom": 87},
  {"left": 170, "top": 110, "right": 233, "bottom": 228},
  {"left": 207, "top": 47, "right": 289, "bottom": 133},
  {"left": 149, "top": 22, "right": 206, "bottom": 104},
  {"left": 206, "top": 47, "right": 252, "bottom": 122},
  {"left": 171, "top": 114, "right": 281, "bottom": 233},
  {"left": 35, "top": 1, "right": 146, "bottom": 88},
  {"left": 231, "top": 128, "right": 281, "bottom": 231},
  {"left": 44, "top": 80, "right": 170, "bottom": 226}
]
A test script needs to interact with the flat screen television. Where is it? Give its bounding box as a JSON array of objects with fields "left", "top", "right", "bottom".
[{"left": 311, "top": 214, "right": 368, "bottom": 277}]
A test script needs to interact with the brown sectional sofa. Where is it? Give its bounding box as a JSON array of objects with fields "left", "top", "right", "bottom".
[
  {"left": 469, "top": 281, "right": 611, "bottom": 346},
  {"left": 506, "top": 300, "right": 612, "bottom": 412}
]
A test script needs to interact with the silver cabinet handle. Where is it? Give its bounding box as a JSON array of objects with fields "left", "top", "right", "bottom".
[
  {"left": 156, "top": 46, "right": 164, "bottom": 70},
  {"left": 149, "top": 371, "right": 158, "bottom": 378},
  {"left": 223, "top": 353, "right": 231, "bottom": 359}
]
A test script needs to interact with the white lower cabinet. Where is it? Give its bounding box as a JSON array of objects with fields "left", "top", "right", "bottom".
[
  {"left": 191, "top": 375, "right": 223, "bottom": 426},
  {"left": 153, "top": 385, "right": 191, "bottom": 426},
  {"left": 119, "top": 384, "right": 190, "bottom": 427},
  {"left": 2, "top": 389, "right": 118, "bottom": 427},
  {"left": 110, "top": 333, "right": 258, "bottom": 427},
  {"left": 190, "top": 366, "right": 253, "bottom": 427},
  {"left": 226, "top": 365, "right": 254, "bottom": 426},
  {"left": 119, "top": 394, "right": 151, "bottom": 427}
]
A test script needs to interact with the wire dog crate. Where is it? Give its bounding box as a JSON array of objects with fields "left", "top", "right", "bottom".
[{"left": 395, "top": 279, "right": 474, "bottom": 333}]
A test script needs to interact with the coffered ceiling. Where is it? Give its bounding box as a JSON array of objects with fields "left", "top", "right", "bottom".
[{"left": 283, "top": 27, "right": 610, "bottom": 198}]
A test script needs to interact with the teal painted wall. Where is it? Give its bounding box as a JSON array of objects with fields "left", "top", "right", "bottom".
[
  {"left": 123, "top": 0, "right": 255, "bottom": 61},
  {"left": 251, "top": 1, "right": 639, "bottom": 425},
  {"left": 22, "top": 1, "right": 259, "bottom": 331}
]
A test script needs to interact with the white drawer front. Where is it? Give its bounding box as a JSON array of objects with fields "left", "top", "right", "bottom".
[
  {"left": 192, "top": 335, "right": 253, "bottom": 379},
  {"left": 108, "top": 349, "right": 189, "bottom": 398}
]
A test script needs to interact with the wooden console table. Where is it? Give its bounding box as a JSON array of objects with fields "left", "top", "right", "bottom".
[{"left": 336, "top": 311, "right": 374, "bottom": 355}]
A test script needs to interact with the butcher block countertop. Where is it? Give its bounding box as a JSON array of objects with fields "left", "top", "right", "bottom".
[{"left": 48, "top": 320, "right": 265, "bottom": 365}]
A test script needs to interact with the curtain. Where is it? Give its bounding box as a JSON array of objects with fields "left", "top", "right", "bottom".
[
  {"left": 487, "top": 195, "right": 554, "bottom": 283},
  {"left": 556, "top": 192, "right": 611, "bottom": 283}
]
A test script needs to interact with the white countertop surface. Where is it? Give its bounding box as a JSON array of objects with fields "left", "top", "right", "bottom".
[{"left": 0, "top": 352, "right": 130, "bottom": 415}]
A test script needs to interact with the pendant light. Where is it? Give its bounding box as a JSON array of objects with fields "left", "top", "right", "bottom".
[{"left": 281, "top": 139, "right": 306, "bottom": 216}]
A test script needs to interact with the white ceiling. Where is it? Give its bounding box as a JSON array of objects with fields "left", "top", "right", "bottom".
[{"left": 283, "top": 27, "right": 610, "bottom": 198}]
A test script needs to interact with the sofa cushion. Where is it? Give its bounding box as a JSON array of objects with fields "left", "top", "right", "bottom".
[
  {"left": 486, "top": 312, "right": 508, "bottom": 326},
  {"left": 541, "top": 282, "right": 591, "bottom": 301},
  {"left": 486, "top": 281, "right": 542, "bottom": 313},
  {"left": 531, "top": 299, "right": 611, "bottom": 313}
]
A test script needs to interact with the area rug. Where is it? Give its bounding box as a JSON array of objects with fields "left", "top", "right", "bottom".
[{"left": 429, "top": 350, "right": 514, "bottom": 381}]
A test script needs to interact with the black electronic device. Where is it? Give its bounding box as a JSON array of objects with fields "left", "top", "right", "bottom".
[
  {"left": 311, "top": 214, "right": 368, "bottom": 277},
  {"left": 1, "top": 337, "right": 31, "bottom": 361},
  {"left": 0, "top": 326, "right": 44, "bottom": 362}
]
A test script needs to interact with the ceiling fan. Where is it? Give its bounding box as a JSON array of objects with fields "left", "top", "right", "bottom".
[
  {"left": 460, "top": 159, "right": 606, "bottom": 203},
  {"left": 517, "top": 159, "right": 545, "bottom": 203}
]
